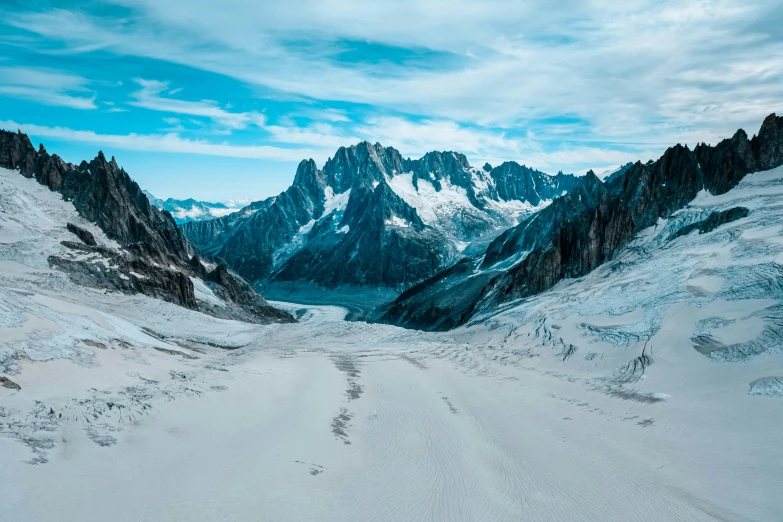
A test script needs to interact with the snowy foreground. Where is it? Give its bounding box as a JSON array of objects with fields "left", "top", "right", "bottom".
[{"left": 2, "top": 167, "right": 783, "bottom": 521}]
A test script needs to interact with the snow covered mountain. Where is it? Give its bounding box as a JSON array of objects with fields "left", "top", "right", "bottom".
[
  {"left": 0, "top": 129, "right": 294, "bottom": 325},
  {"left": 3, "top": 155, "right": 783, "bottom": 521},
  {"left": 144, "top": 191, "right": 245, "bottom": 224},
  {"left": 182, "top": 142, "right": 579, "bottom": 292},
  {"left": 373, "top": 113, "right": 783, "bottom": 331}
]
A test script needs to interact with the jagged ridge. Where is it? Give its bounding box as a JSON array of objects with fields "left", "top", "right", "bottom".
[
  {"left": 374, "top": 113, "right": 783, "bottom": 331},
  {"left": 0, "top": 129, "right": 294, "bottom": 324},
  {"left": 182, "top": 141, "right": 579, "bottom": 292}
]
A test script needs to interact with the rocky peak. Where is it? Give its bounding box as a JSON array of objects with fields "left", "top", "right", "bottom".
[
  {"left": 753, "top": 112, "right": 783, "bottom": 169},
  {"left": 292, "top": 158, "right": 326, "bottom": 215},
  {"left": 489, "top": 161, "right": 561, "bottom": 205},
  {"left": 402, "top": 150, "right": 477, "bottom": 199},
  {"left": 323, "top": 141, "right": 404, "bottom": 193},
  {"left": 376, "top": 113, "right": 783, "bottom": 331},
  {"left": 0, "top": 128, "right": 294, "bottom": 324},
  {"left": 0, "top": 129, "right": 37, "bottom": 176}
]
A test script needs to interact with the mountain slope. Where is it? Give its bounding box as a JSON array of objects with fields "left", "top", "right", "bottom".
[
  {"left": 374, "top": 113, "right": 783, "bottom": 330},
  {"left": 182, "top": 142, "right": 579, "bottom": 291},
  {"left": 0, "top": 129, "right": 294, "bottom": 324}
]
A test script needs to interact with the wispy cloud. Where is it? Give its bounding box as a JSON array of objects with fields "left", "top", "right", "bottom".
[
  {"left": 129, "top": 78, "right": 266, "bottom": 130},
  {"left": 0, "top": 66, "right": 97, "bottom": 109},
  {"left": 0, "top": 119, "right": 333, "bottom": 162},
  {"left": 5, "top": 1, "right": 781, "bottom": 140},
  {"left": 0, "top": 0, "right": 781, "bottom": 186}
]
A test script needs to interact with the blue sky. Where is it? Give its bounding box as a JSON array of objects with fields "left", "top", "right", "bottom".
[{"left": 0, "top": 0, "right": 781, "bottom": 201}]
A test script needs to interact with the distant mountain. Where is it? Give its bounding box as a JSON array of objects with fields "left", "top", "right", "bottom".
[
  {"left": 182, "top": 142, "right": 580, "bottom": 292},
  {"left": 144, "top": 191, "right": 246, "bottom": 224},
  {"left": 0, "top": 129, "right": 294, "bottom": 325},
  {"left": 371, "top": 113, "right": 783, "bottom": 331}
]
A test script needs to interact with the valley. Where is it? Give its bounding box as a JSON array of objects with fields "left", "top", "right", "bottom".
[{"left": 1, "top": 155, "right": 782, "bottom": 521}]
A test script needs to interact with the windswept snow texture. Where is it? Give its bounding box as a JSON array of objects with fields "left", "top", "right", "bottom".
[{"left": 1, "top": 168, "right": 783, "bottom": 521}]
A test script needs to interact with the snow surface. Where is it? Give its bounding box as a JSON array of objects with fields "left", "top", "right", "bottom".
[
  {"left": 384, "top": 215, "right": 410, "bottom": 228},
  {"left": 385, "top": 171, "right": 549, "bottom": 249},
  {"left": 1, "top": 165, "right": 783, "bottom": 521},
  {"left": 189, "top": 276, "right": 226, "bottom": 309},
  {"left": 386, "top": 172, "right": 474, "bottom": 226},
  {"left": 322, "top": 187, "right": 351, "bottom": 217}
]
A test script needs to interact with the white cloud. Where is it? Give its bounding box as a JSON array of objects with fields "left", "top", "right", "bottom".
[
  {"left": 2, "top": 1, "right": 782, "bottom": 173},
  {"left": 353, "top": 116, "right": 654, "bottom": 174},
  {"left": 129, "top": 78, "right": 266, "bottom": 130},
  {"left": 0, "top": 120, "right": 334, "bottom": 163},
  {"left": 355, "top": 117, "right": 520, "bottom": 159},
  {"left": 0, "top": 66, "right": 97, "bottom": 109}
]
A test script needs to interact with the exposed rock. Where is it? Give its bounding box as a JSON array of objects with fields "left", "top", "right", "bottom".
[
  {"left": 375, "top": 114, "right": 783, "bottom": 331},
  {"left": 0, "top": 376, "right": 21, "bottom": 391},
  {"left": 183, "top": 141, "right": 580, "bottom": 292},
  {"left": 0, "top": 129, "right": 294, "bottom": 325},
  {"left": 66, "top": 222, "right": 97, "bottom": 246},
  {"left": 488, "top": 162, "right": 579, "bottom": 206},
  {"left": 668, "top": 207, "right": 750, "bottom": 241}
]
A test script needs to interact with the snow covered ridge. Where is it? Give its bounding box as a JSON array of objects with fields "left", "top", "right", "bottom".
[
  {"left": 182, "top": 141, "right": 581, "bottom": 291},
  {"left": 0, "top": 129, "right": 294, "bottom": 325},
  {"left": 375, "top": 113, "right": 783, "bottom": 331}
]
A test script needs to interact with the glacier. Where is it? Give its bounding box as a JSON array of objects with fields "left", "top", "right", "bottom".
[{"left": 1, "top": 161, "right": 782, "bottom": 520}]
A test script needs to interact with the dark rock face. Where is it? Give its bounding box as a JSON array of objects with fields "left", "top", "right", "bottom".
[
  {"left": 0, "top": 129, "right": 294, "bottom": 325},
  {"left": 482, "top": 172, "right": 607, "bottom": 268},
  {"left": 49, "top": 241, "right": 198, "bottom": 309},
  {"left": 376, "top": 114, "right": 783, "bottom": 331},
  {"left": 0, "top": 130, "right": 37, "bottom": 177},
  {"left": 0, "top": 376, "right": 21, "bottom": 390},
  {"left": 67, "top": 222, "right": 97, "bottom": 246},
  {"left": 489, "top": 162, "right": 580, "bottom": 206},
  {"left": 669, "top": 207, "right": 750, "bottom": 241},
  {"left": 183, "top": 141, "right": 580, "bottom": 292},
  {"left": 368, "top": 258, "right": 495, "bottom": 331},
  {"left": 274, "top": 183, "right": 447, "bottom": 288}
]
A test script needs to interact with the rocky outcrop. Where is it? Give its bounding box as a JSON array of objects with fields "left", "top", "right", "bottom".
[
  {"left": 668, "top": 207, "right": 750, "bottom": 241},
  {"left": 375, "top": 114, "right": 783, "bottom": 331},
  {"left": 0, "top": 129, "right": 294, "bottom": 325},
  {"left": 183, "top": 141, "right": 581, "bottom": 292},
  {"left": 489, "top": 162, "right": 580, "bottom": 206},
  {"left": 66, "top": 222, "right": 97, "bottom": 246}
]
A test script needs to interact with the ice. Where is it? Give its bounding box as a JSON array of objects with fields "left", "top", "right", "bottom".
[{"left": 189, "top": 276, "right": 227, "bottom": 308}]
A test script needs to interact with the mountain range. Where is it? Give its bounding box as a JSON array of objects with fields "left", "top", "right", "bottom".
[
  {"left": 3, "top": 114, "right": 781, "bottom": 333},
  {"left": 144, "top": 192, "right": 246, "bottom": 224},
  {"left": 182, "top": 142, "right": 580, "bottom": 293},
  {"left": 372, "top": 114, "right": 783, "bottom": 330},
  {"left": 0, "top": 129, "right": 294, "bottom": 325}
]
